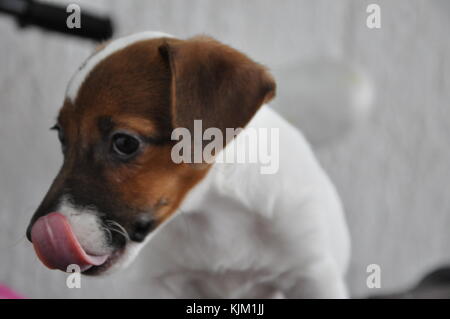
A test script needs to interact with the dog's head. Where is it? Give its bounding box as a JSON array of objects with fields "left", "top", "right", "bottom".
[{"left": 26, "top": 32, "right": 275, "bottom": 275}]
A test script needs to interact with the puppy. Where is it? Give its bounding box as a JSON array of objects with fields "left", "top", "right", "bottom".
[{"left": 26, "top": 31, "right": 350, "bottom": 298}]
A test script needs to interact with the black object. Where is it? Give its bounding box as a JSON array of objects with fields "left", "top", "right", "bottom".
[{"left": 0, "top": 0, "right": 113, "bottom": 41}]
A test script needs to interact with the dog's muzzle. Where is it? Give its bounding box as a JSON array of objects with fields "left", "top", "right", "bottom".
[{"left": 30, "top": 212, "right": 109, "bottom": 271}]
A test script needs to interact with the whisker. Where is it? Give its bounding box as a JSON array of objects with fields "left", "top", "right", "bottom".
[
  {"left": 108, "top": 227, "right": 130, "bottom": 241},
  {"left": 105, "top": 220, "right": 130, "bottom": 241}
]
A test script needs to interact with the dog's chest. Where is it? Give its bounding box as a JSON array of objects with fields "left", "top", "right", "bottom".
[
  {"left": 144, "top": 192, "right": 286, "bottom": 297},
  {"left": 158, "top": 194, "right": 279, "bottom": 264}
]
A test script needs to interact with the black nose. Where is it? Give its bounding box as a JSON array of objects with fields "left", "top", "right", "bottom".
[{"left": 129, "top": 215, "right": 155, "bottom": 242}]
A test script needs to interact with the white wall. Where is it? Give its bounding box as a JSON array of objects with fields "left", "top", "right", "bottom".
[{"left": 0, "top": 0, "right": 449, "bottom": 298}]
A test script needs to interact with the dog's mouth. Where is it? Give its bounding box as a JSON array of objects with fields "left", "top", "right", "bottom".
[{"left": 30, "top": 212, "right": 117, "bottom": 273}]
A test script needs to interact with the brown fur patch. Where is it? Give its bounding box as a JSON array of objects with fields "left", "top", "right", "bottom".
[{"left": 160, "top": 36, "right": 276, "bottom": 147}]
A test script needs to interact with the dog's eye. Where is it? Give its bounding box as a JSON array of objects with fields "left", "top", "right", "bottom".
[
  {"left": 112, "top": 133, "right": 140, "bottom": 157},
  {"left": 51, "top": 124, "right": 66, "bottom": 152}
]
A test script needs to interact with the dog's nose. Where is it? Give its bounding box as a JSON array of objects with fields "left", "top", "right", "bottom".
[{"left": 129, "top": 215, "right": 155, "bottom": 242}]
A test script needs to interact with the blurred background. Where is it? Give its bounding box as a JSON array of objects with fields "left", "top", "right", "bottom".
[{"left": 1, "top": 0, "right": 450, "bottom": 298}]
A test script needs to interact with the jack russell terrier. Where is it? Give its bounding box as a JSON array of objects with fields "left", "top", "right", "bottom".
[{"left": 26, "top": 31, "right": 350, "bottom": 298}]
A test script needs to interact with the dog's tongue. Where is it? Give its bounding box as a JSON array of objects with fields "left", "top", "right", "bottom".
[{"left": 31, "top": 212, "right": 108, "bottom": 271}]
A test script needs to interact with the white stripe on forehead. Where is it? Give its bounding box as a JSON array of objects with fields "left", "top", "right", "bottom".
[{"left": 66, "top": 31, "right": 174, "bottom": 103}]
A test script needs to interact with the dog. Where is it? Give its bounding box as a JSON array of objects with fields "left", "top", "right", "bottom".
[{"left": 26, "top": 31, "right": 350, "bottom": 298}]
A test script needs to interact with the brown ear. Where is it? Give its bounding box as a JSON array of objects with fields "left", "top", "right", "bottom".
[{"left": 159, "top": 36, "right": 276, "bottom": 144}]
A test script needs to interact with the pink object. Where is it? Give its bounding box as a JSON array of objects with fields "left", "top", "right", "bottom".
[
  {"left": 31, "top": 212, "right": 109, "bottom": 271},
  {"left": 0, "top": 284, "right": 24, "bottom": 299}
]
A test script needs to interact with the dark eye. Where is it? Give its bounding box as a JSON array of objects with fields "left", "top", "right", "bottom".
[
  {"left": 51, "top": 124, "right": 66, "bottom": 151},
  {"left": 112, "top": 133, "right": 140, "bottom": 157}
]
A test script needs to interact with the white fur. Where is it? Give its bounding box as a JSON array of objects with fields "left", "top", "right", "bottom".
[
  {"left": 66, "top": 31, "right": 173, "bottom": 102},
  {"left": 58, "top": 196, "right": 111, "bottom": 256},
  {"left": 129, "top": 106, "right": 351, "bottom": 298}
]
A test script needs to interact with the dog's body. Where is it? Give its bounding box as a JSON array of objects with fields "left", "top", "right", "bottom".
[
  {"left": 141, "top": 106, "right": 350, "bottom": 298},
  {"left": 27, "top": 31, "right": 350, "bottom": 298}
]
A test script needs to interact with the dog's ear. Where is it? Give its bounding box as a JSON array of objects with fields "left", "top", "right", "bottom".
[{"left": 159, "top": 36, "right": 276, "bottom": 145}]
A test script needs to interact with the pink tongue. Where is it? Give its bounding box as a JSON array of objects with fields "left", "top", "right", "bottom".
[{"left": 31, "top": 212, "right": 109, "bottom": 272}]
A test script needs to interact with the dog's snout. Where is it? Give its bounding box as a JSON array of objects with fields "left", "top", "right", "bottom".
[{"left": 129, "top": 215, "right": 155, "bottom": 242}]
